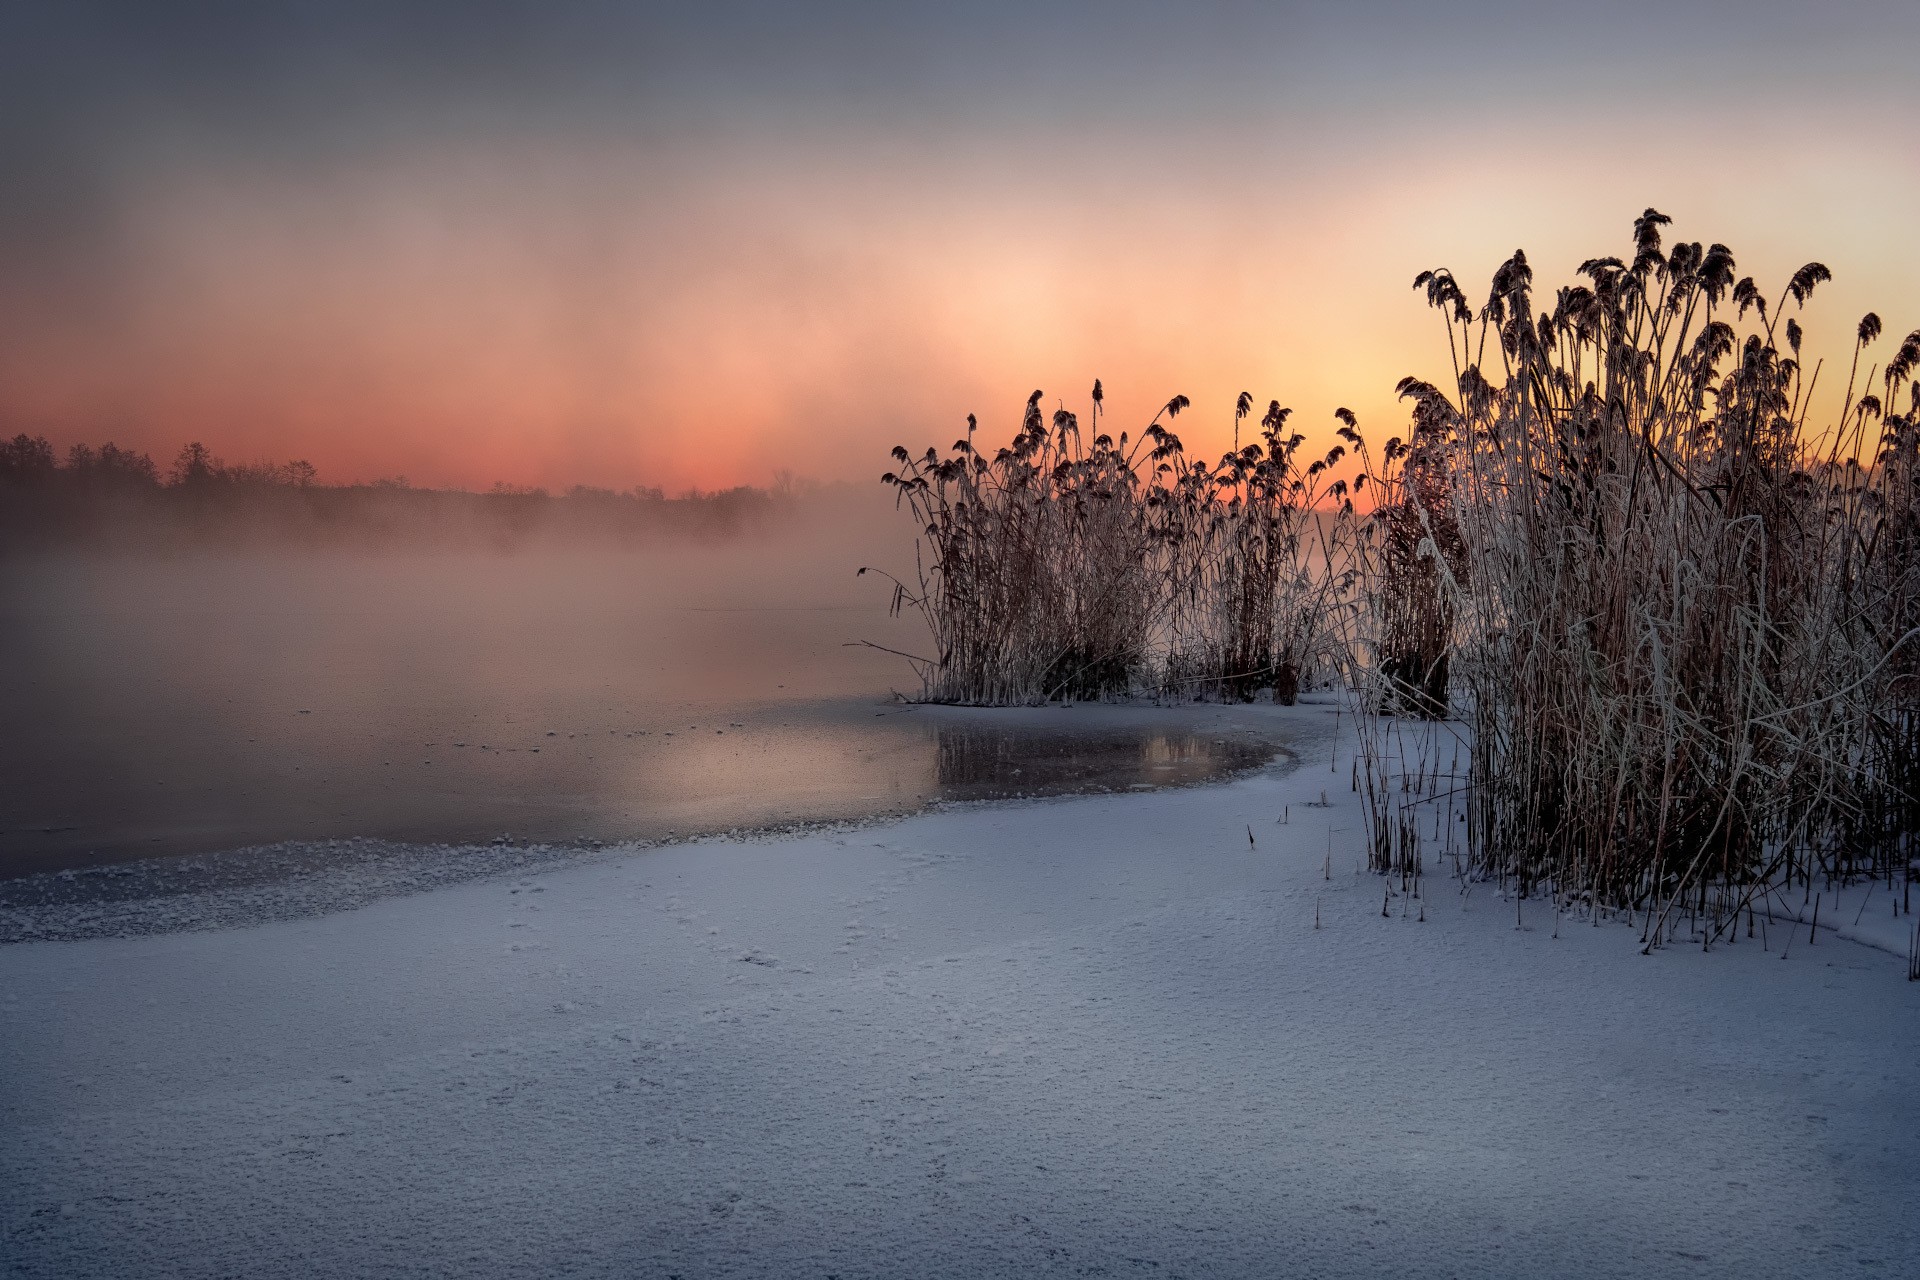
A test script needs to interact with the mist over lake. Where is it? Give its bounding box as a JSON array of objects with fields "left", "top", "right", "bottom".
[
  {"left": 5, "top": 6, "right": 1917, "bottom": 1277},
  {"left": 0, "top": 498, "right": 1287, "bottom": 880}
]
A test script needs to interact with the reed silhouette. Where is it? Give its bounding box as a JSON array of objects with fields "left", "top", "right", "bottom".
[
  {"left": 871, "top": 386, "right": 1357, "bottom": 704},
  {"left": 875, "top": 210, "right": 1920, "bottom": 954}
]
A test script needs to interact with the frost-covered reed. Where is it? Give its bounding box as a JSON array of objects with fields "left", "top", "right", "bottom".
[
  {"left": 1352, "top": 210, "right": 1920, "bottom": 947},
  {"left": 871, "top": 211, "right": 1918, "bottom": 957}
]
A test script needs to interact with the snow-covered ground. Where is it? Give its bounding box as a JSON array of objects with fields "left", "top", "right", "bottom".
[{"left": 3, "top": 705, "right": 1916, "bottom": 1278}]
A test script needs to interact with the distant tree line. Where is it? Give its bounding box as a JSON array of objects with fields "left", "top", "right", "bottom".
[{"left": 0, "top": 435, "right": 794, "bottom": 551}]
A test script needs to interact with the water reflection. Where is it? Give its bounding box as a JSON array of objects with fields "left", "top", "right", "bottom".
[
  {"left": 2, "top": 699, "right": 1292, "bottom": 878},
  {"left": 1, "top": 549, "right": 1298, "bottom": 878},
  {"left": 932, "top": 721, "right": 1274, "bottom": 799}
]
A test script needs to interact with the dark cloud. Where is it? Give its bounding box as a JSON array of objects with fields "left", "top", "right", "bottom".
[
  {"left": 11, "top": 0, "right": 1910, "bottom": 179},
  {"left": 2, "top": 0, "right": 1911, "bottom": 280}
]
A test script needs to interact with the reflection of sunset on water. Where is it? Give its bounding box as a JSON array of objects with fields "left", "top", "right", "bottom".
[
  {"left": 0, "top": 545, "right": 1302, "bottom": 874},
  {"left": 5, "top": 10, "right": 1917, "bottom": 1280}
]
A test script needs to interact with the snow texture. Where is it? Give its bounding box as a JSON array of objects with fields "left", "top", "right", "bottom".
[{"left": 3, "top": 706, "right": 1917, "bottom": 1278}]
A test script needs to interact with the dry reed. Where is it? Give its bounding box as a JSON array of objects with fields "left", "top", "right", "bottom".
[
  {"left": 1351, "top": 210, "right": 1920, "bottom": 947},
  {"left": 871, "top": 385, "right": 1356, "bottom": 704},
  {"left": 868, "top": 210, "right": 1919, "bottom": 957}
]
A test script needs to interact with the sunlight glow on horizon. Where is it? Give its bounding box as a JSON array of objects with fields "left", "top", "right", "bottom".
[{"left": 3, "top": 5, "right": 1917, "bottom": 492}]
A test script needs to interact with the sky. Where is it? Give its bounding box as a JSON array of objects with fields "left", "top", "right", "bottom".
[{"left": 1, "top": 1, "right": 1916, "bottom": 493}]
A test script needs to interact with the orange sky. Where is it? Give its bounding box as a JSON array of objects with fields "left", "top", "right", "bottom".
[{"left": 2, "top": 5, "right": 1916, "bottom": 492}]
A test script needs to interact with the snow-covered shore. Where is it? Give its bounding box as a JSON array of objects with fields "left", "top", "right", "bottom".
[{"left": 4, "top": 705, "right": 1916, "bottom": 1278}]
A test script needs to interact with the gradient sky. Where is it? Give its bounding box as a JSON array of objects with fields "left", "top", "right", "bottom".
[{"left": 2, "top": 1, "right": 1916, "bottom": 492}]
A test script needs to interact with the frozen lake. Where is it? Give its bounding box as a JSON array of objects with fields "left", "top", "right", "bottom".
[
  {"left": 5, "top": 709, "right": 1915, "bottom": 1277},
  {"left": 0, "top": 528, "right": 1293, "bottom": 881}
]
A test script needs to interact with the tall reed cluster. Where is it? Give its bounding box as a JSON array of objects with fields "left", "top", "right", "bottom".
[
  {"left": 1352, "top": 210, "right": 1920, "bottom": 944},
  {"left": 871, "top": 386, "right": 1355, "bottom": 704},
  {"left": 871, "top": 210, "right": 1918, "bottom": 957}
]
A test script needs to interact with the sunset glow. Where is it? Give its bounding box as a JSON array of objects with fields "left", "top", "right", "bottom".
[
  {"left": 9, "top": 8, "right": 1920, "bottom": 1274},
  {"left": 3, "top": 3, "right": 1917, "bottom": 491}
]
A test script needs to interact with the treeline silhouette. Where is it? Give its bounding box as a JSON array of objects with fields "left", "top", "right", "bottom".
[{"left": 0, "top": 436, "right": 795, "bottom": 551}]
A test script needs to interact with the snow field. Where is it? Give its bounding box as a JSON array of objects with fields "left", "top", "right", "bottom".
[{"left": 3, "top": 706, "right": 1916, "bottom": 1277}]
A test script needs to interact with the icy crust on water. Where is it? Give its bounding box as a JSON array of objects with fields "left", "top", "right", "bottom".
[
  {"left": 3, "top": 706, "right": 1917, "bottom": 1279},
  {"left": 0, "top": 743, "right": 1300, "bottom": 948},
  {"left": 0, "top": 837, "right": 611, "bottom": 945},
  {"left": 0, "top": 702, "right": 1302, "bottom": 943}
]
